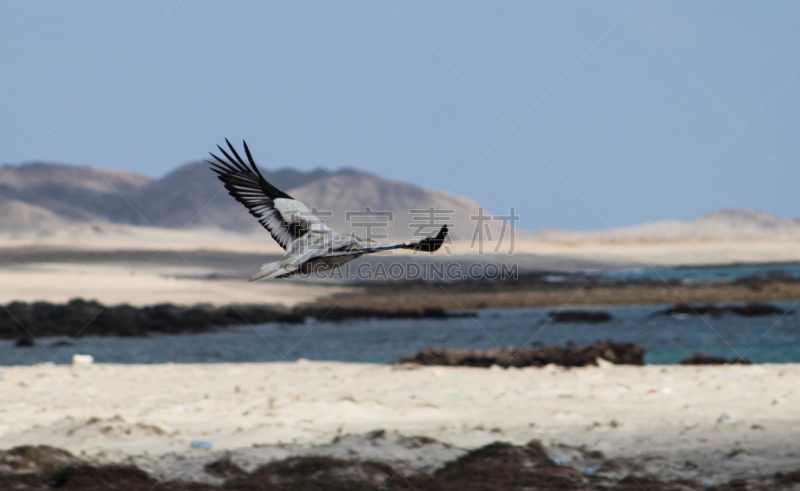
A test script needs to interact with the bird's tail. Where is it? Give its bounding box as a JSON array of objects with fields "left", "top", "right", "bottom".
[{"left": 248, "top": 261, "right": 296, "bottom": 282}]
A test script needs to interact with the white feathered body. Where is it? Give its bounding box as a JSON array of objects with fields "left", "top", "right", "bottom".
[
  {"left": 208, "top": 140, "right": 448, "bottom": 282},
  {"left": 250, "top": 199, "right": 378, "bottom": 280}
]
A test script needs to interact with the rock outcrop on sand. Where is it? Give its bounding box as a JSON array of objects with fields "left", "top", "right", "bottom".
[{"left": 395, "top": 341, "right": 645, "bottom": 368}]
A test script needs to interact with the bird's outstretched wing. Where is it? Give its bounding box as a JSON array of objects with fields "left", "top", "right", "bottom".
[
  {"left": 325, "top": 224, "right": 449, "bottom": 258},
  {"left": 207, "top": 139, "right": 331, "bottom": 250}
]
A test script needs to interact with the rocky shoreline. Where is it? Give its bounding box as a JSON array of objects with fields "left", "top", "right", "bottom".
[
  {"left": 0, "top": 299, "right": 466, "bottom": 343},
  {"left": 3, "top": 293, "right": 791, "bottom": 363},
  {"left": 308, "top": 271, "right": 800, "bottom": 313}
]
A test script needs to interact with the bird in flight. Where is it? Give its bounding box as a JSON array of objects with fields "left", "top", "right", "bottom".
[{"left": 208, "top": 139, "right": 449, "bottom": 280}]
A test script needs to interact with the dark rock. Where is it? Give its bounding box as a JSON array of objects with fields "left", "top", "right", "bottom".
[
  {"left": 395, "top": 340, "right": 645, "bottom": 368},
  {"left": 734, "top": 271, "right": 799, "bottom": 289},
  {"left": 14, "top": 336, "right": 35, "bottom": 348},
  {"left": 652, "top": 302, "right": 789, "bottom": 318},
  {"left": 204, "top": 455, "right": 246, "bottom": 479},
  {"left": 775, "top": 469, "right": 800, "bottom": 484},
  {"left": 427, "top": 441, "right": 574, "bottom": 489},
  {"left": 421, "top": 307, "right": 448, "bottom": 318},
  {"left": 298, "top": 305, "right": 468, "bottom": 322},
  {"left": 0, "top": 445, "right": 202, "bottom": 490},
  {"left": 680, "top": 352, "right": 752, "bottom": 365},
  {"left": 365, "top": 429, "right": 386, "bottom": 440},
  {"left": 653, "top": 303, "right": 724, "bottom": 317},
  {"left": 548, "top": 310, "right": 613, "bottom": 323},
  {"left": 0, "top": 440, "right": 722, "bottom": 490},
  {"left": 729, "top": 303, "right": 786, "bottom": 317},
  {"left": 0, "top": 298, "right": 475, "bottom": 341},
  {"left": 232, "top": 456, "right": 394, "bottom": 490},
  {"left": 0, "top": 445, "right": 81, "bottom": 475},
  {"left": 0, "top": 299, "right": 302, "bottom": 340},
  {"left": 46, "top": 464, "right": 156, "bottom": 489}
]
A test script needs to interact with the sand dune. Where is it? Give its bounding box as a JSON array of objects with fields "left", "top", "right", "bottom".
[{"left": 0, "top": 263, "right": 343, "bottom": 307}]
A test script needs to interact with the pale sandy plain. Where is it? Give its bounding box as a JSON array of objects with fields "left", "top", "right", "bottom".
[
  {"left": 2, "top": 226, "right": 800, "bottom": 307},
  {"left": 0, "top": 361, "right": 798, "bottom": 484}
]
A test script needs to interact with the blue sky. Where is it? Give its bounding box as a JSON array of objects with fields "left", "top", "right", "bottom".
[{"left": 1, "top": 1, "right": 799, "bottom": 231}]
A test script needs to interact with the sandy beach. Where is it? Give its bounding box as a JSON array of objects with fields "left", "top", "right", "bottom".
[
  {"left": 2, "top": 233, "right": 800, "bottom": 487},
  {"left": 1, "top": 361, "right": 798, "bottom": 485},
  {"left": 0, "top": 262, "right": 345, "bottom": 307}
]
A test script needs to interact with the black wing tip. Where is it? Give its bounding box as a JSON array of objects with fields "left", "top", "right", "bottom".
[
  {"left": 208, "top": 139, "right": 295, "bottom": 201},
  {"left": 210, "top": 139, "right": 263, "bottom": 175},
  {"left": 226, "top": 138, "right": 240, "bottom": 159},
  {"left": 207, "top": 152, "right": 237, "bottom": 175},
  {"left": 241, "top": 140, "right": 264, "bottom": 178},
  {"left": 411, "top": 224, "right": 449, "bottom": 253}
]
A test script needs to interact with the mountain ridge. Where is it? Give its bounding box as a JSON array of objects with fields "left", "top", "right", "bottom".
[
  {"left": 2, "top": 161, "right": 797, "bottom": 242},
  {"left": 0, "top": 161, "right": 500, "bottom": 242}
]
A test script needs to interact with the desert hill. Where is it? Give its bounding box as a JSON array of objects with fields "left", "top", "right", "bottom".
[
  {"left": 0, "top": 163, "right": 151, "bottom": 223},
  {"left": 0, "top": 161, "right": 500, "bottom": 242},
  {"left": 123, "top": 163, "right": 335, "bottom": 230},
  {"left": 533, "top": 209, "right": 800, "bottom": 240},
  {"left": 3, "top": 160, "right": 798, "bottom": 245},
  {"left": 285, "top": 170, "right": 497, "bottom": 242},
  {"left": 0, "top": 200, "right": 75, "bottom": 234}
]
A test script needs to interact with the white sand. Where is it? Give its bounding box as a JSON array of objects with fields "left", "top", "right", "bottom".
[
  {"left": 0, "top": 263, "right": 346, "bottom": 307},
  {"left": 0, "top": 361, "right": 797, "bottom": 481},
  {"left": 508, "top": 235, "right": 800, "bottom": 267}
]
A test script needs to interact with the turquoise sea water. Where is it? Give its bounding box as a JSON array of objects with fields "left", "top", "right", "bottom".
[{"left": 2, "top": 301, "right": 798, "bottom": 366}]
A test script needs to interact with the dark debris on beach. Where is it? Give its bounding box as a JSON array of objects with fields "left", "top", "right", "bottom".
[
  {"left": 0, "top": 441, "right": 794, "bottom": 490},
  {"left": 395, "top": 340, "right": 645, "bottom": 368},
  {"left": 680, "top": 352, "right": 752, "bottom": 365}
]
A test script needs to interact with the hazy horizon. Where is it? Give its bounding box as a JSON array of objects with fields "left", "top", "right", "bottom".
[{"left": 2, "top": 2, "right": 798, "bottom": 231}]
